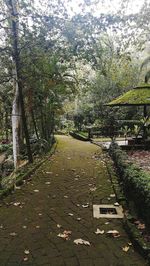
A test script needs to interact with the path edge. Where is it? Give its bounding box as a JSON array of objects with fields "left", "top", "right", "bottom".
[{"left": 0, "top": 140, "right": 58, "bottom": 200}]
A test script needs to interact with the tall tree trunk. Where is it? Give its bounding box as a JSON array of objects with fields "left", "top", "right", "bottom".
[
  {"left": 12, "top": 71, "right": 21, "bottom": 168},
  {"left": 7, "top": 0, "right": 33, "bottom": 167}
]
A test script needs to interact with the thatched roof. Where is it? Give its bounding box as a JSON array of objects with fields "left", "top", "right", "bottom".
[{"left": 106, "top": 85, "right": 150, "bottom": 106}]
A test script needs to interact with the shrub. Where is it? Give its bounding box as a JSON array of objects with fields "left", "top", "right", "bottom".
[{"left": 109, "top": 142, "right": 150, "bottom": 228}]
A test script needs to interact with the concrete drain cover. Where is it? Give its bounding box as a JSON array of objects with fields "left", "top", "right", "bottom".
[{"left": 93, "top": 204, "right": 124, "bottom": 219}]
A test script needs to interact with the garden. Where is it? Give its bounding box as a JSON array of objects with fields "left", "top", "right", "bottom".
[{"left": 0, "top": 0, "right": 150, "bottom": 264}]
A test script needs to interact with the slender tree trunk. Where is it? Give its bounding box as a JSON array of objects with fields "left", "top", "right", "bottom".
[
  {"left": 31, "top": 109, "right": 39, "bottom": 139},
  {"left": 7, "top": 0, "right": 33, "bottom": 166},
  {"left": 12, "top": 72, "right": 21, "bottom": 168},
  {"left": 5, "top": 109, "right": 9, "bottom": 141}
]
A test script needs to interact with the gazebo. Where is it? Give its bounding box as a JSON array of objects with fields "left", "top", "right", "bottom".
[{"left": 106, "top": 84, "right": 150, "bottom": 143}]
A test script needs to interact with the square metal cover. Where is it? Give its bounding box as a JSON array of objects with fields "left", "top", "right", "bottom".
[{"left": 93, "top": 204, "right": 124, "bottom": 219}]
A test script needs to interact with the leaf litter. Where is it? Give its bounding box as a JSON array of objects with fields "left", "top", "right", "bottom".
[
  {"left": 74, "top": 238, "right": 91, "bottom": 246},
  {"left": 107, "top": 230, "right": 120, "bottom": 238},
  {"left": 95, "top": 229, "right": 105, "bottom": 235},
  {"left": 57, "top": 230, "right": 72, "bottom": 240}
]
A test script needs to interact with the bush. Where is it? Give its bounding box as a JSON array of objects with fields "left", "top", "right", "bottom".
[{"left": 109, "top": 142, "right": 150, "bottom": 228}]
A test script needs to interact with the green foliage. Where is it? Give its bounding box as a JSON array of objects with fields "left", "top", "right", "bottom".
[
  {"left": 0, "top": 144, "right": 12, "bottom": 153},
  {"left": 109, "top": 142, "right": 150, "bottom": 227}
]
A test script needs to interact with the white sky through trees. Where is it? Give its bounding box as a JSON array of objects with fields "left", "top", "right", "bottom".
[{"left": 34, "top": 0, "right": 145, "bottom": 16}]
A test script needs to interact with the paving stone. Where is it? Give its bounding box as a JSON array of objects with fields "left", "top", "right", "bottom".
[{"left": 0, "top": 136, "right": 147, "bottom": 266}]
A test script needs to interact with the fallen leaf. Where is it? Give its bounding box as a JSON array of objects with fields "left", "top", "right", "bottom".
[
  {"left": 14, "top": 202, "right": 20, "bottom": 206},
  {"left": 46, "top": 172, "right": 53, "bottom": 174},
  {"left": 0, "top": 225, "right": 3, "bottom": 229},
  {"left": 90, "top": 187, "right": 97, "bottom": 192},
  {"left": 95, "top": 229, "right": 105, "bottom": 235},
  {"left": 36, "top": 225, "right": 40, "bottom": 229},
  {"left": 45, "top": 182, "right": 51, "bottom": 185},
  {"left": 57, "top": 224, "right": 62, "bottom": 228},
  {"left": 24, "top": 250, "right": 30, "bottom": 255},
  {"left": 33, "top": 190, "right": 39, "bottom": 193},
  {"left": 23, "top": 257, "right": 28, "bottom": 262},
  {"left": 77, "top": 218, "right": 81, "bottom": 221},
  {"left": 64, "top": 195, "right": 68, "bottom": 198},
  {"left": 107, "top": 230, "right": 120, "bottom": 238},
  {"left": 22, "top": 226, "right": 27, "bottom": 229},
  {"left": 74, "top": 238, "right": 90, "bottom": 246},
  {"left": 57, "top": 230, "right": 72, "bottom": 240},
  {"left": 137, "top": 223, "right": 145, "bottom": 230},
  {"left": 82, "top": 204, "right": 89, "bottom": 208},
  {"left": 10, "top": 232, "right": 17, "bottom": 236},
  {"left": 128, "top": 242, "right": 132, "bottom": 246},
  {"left": 63, "top": 230, "right": 72, "bottom": 235},
  {"left": 105, "top": 222, "right": 109, "bottom": 225},
  {"left": 122, "top": 246, "right": 130, "bottom": 252},
  {"left": 68, "top": 213, "right": 74, "bottom": 216}
]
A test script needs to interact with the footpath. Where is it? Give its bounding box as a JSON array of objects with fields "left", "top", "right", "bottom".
[{"left": 0, "top": 135, "right": 147, "bottom": 266}]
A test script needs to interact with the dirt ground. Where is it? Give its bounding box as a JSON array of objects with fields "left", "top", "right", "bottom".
[
  {"left": 127, "top": 150, "right": 150, "bottom": 173},
  {"left": 0, "top": 136, "right": 147, "bottom": 266}
]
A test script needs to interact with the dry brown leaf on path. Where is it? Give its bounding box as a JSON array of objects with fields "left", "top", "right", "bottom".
[
  {"left": 107, "top": 230, "right": 120, "bottom": 238},
  {"left": 46, "top": 172, "right": 53, "bottom": 174},
  {"left": 45, "top": 182, "right": 51, "bottom": 185},
  {"left": 36, "top": 225, "right": 40, "bottom": 229},
  {"left": 23, "top": 257, "right": 28, "bottom": 262},
  {"left": 10, "top": 232, "right": 17, "bottom": 236},
  {"left": 57, "top": 230, "right": 72, "bottom": 240},
  {"left": 24, "top": 250, "right": 30, "bottom": 255},
  {"left": 122, "top": 246, "right": 130, "bottom": 252},
  {"left": 74, "top": 238, "right": 91, "bottom": 246},
  {"left": 82, "top": 204, "right": 89, "bottom": 208},
  {"left": 57, "top": 224, "right": 62, "bottom": 228},
  {"left": 90, "top": 187, "right": 97, "bottom": 192},
  {"left": 95, "top": 229, "right": 105, "bottom": 235}
]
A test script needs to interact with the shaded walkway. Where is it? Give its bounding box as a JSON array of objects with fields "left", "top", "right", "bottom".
[{"left": 0, "top": 136, "right": 147, "bottom": 265}]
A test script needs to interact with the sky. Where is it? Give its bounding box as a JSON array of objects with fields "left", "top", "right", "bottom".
[
  {"left": 63, "top": 0, "right": 145, "bottom": 16},
  {"left": 35, "top": 0, "right": 145, "bottom": 17}
]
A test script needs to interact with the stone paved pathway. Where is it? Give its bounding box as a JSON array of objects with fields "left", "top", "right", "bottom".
[{"left": 0, "top": 136, "right": 147, "bottom": 266}]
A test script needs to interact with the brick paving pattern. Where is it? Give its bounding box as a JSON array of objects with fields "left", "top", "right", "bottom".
[{"left": 0, "top": 136, "right": 147, "bottom": 265}]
